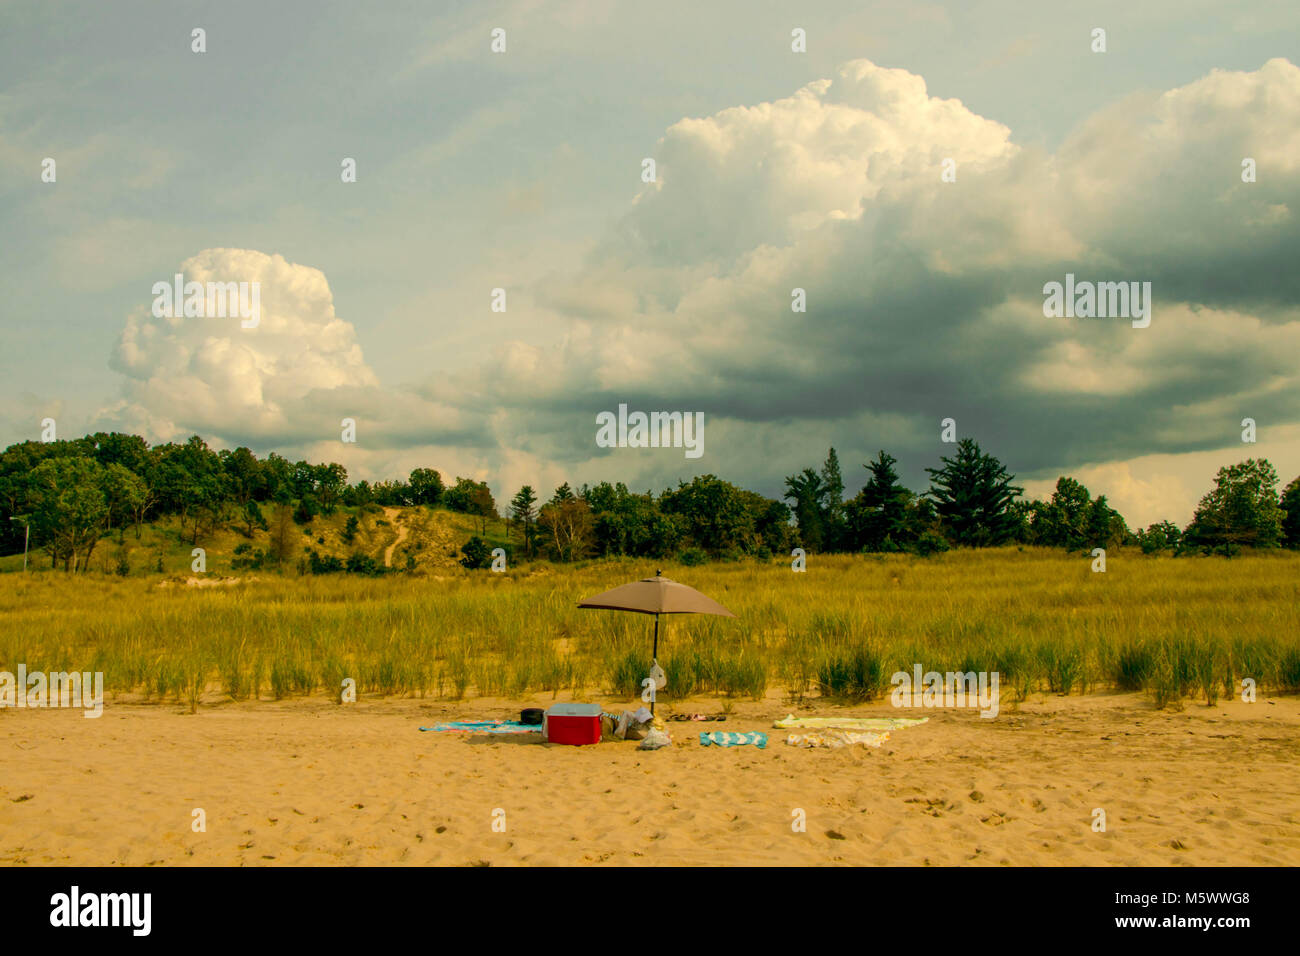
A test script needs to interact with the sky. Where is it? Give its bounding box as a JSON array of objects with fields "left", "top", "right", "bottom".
[{"left": 2, "top": 0, "right": 1298, "bottom": 528}]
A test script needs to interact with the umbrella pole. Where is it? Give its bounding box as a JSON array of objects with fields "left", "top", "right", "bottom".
[{"left": 651, "top": 614, "right": 660, "bottom": 716}]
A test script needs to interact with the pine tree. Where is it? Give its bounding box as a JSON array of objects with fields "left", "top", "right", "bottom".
[
  {"left": 819, "top": 448, "right": 846, "bottom": 550},
  {"left": 242, "top": 499, "right": 269, "bottom": 537},
  {"left": 510, "top": 485, "right": 538, "bottom": 558},
  {"left": 924, "top": 439, "right": 1023, "bottom": 547},
  {"left": 850, "top": 450, "right": 912, "bottom": 551}
]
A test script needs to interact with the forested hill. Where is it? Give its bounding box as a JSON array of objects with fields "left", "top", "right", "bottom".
[{"left": 1, "top": 432, "right": 1297, "bottom": 574}]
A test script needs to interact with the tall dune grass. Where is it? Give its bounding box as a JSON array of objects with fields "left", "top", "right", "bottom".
[{"left": 1, "top": 548, "right": 1297, "bottom": 711}]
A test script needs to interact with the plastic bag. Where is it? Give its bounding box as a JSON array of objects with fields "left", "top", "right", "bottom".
[{"left": 638, "top": 727, "right": 672, "bottom": 750}]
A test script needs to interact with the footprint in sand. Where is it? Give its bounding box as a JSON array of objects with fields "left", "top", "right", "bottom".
[{"left": 905, "top": 796, "right": 953, "bottom": 817}]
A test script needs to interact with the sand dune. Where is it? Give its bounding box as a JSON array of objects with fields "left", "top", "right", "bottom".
[{"left": 2, "top": 692, "right": 1297, "bottom": 866}]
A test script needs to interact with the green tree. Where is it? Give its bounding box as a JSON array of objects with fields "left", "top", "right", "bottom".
[
  {"left": 90, "top": 432, "right": 154, "bottom": 475},
  {"left": 584, "top": 482, "right": 685, "bottom": 558},
  {"left": 1137, "top": 520, "right": 1181, "bottom": 554},
  {"left": 409, "top": 468, "right": 445, "bottom": 507},
  {"left": 537, "top": 495, "right": 593, "bottom": 561},
  {"left": 314, "top": 463, "right": 348, "bottom": 515},
  {"left": 1184, "top": 459, "right": 1284, "bottom": 549},
  {"left": 261, "top": 453, "right": 294, "bottom": 503},
  {"left": 819, "top": 448, "right": 846, "bottom": 550},
  {"left": 445, "top": 477, "right": 496, "bottom": 532},
  {"left": 1281, "top": 475, "right": 1300, "bottom": 549},
  {"left": 509, "top": 485, "right": 539, "bottom": 558},
  {"left": 241, "top": 499, "right": 269, "bottom": 537},
  {"left": 153, "top": 436, "right": 228, "bottom": 544},
  {"left": 28, "top": 457, "right": 109, "bottom": 571},
  {"left": 782, "top": 468, "right": 825, "bottom": 552},
  {"left": 660, "top": 474, "right": 754, "bottom": 556},
  {"left": 847, "top": 450, "right": 913, "bottom": 551},
  {"left": 267, "top": 503, "right": 296, "bottom": 570},
  {"left": 290, "top": 460, "right": 318, "bottom": 500},
  {"left": 219, "top": 447, "right": 264, "bottom": 506},
  {"left": 743, "top": 491, "right": 791, "bottom": 556},
  {"left": 371, "top": 480, "right": 412, "bottom": 507},
  {"left": 103, "top": 462, "right": 149, "bottom": 541},
  {"left": 342, "top": 480, "right": 374, "bottom": 508},
  {"left": 1036, "top": 476, "right": 1094, "bottom": 549},
  {"left": 924, "top": 439, "right": 1023, "bottom": 547},
  {"left": 1086, "top": 494, "right": 1122, "bottom": 550},
  {"left": 469, "top": 484, "right": 497, "bottom": 535}
]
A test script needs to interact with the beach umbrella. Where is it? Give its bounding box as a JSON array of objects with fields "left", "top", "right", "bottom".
[{"left": 578, "top": 570, "right": 736, "bottom": 714}]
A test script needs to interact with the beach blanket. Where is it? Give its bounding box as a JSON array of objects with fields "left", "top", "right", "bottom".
[
  {"left": 699, "top": 731, "right": 767, "bottom": 748},
  {"left": 785, "top": 730, "right": 889, "bottom": 749},
  {"left": 773, "top": 714, "right": 928, "bottom": 731},
  {"left": 419, "top": 721, "right": 540, "bottom": 734}
]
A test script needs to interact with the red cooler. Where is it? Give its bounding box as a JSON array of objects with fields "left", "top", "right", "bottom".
[{"left": 544, "top": 702, "right": 602, "bottom": 745}]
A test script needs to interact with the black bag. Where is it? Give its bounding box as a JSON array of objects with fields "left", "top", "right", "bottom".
[{"left": 520, "top": 708, "right": 544, "bottom": 725}]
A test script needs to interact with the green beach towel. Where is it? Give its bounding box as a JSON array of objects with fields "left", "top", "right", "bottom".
[{"left": 699, "top": 731, "right": 767, "bottom": 748}]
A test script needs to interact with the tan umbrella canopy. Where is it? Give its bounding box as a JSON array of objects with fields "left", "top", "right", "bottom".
[{"left": 578, "top": 570, "right": 736, "bottom": 714}]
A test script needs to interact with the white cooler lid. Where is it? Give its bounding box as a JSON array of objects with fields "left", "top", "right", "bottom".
[{"left": 546, "top": 702, "right": 602, "bottom": 717}]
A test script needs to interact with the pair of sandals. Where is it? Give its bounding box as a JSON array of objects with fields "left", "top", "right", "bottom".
[{"left": 668, "top": 713, "right": 727, "bottom": 722}]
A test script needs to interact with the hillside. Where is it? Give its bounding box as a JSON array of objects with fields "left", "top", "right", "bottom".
[{"left": 0, "top": 504, "right": 513, "bottom": 577}]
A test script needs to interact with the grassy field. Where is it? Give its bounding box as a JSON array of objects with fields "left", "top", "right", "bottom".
[{"left": 2, "top": 541, "right": 1298, "bottom": 713}]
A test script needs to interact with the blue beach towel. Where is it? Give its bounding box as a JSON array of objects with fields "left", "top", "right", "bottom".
[
  {"left": 699, "top": 731, "right": 767, "bottom": 748},
  {"left": 420, "top": 721, "right": 540, "bottom": 734}
]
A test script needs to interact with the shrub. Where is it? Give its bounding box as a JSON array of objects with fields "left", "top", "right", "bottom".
[
  {"left": 293, "top": 497, "right": 318, "bottom": 524},
  {"left": 459, "top": 536, "right": 492, "bottom": 570},
  {"left": 345, "top": 552, "right": 384, "bottom": 576},
  {"left": 231, "top": 543, "right": 265, "bottom": 570},
  {"left": 1276, "top": 645, "right": 1300, "bottom": 694},
  {"left": 817, "top": 641, "right": 889, "bottom": 700},
  {"left": 912, "top": 530, "right": 950, "bottom": 557},
  {"left": 1113, "top": 642, "right": 1154, "bottom": 691},
  {"left": 307, "top": 550, "right": 344, "bottom": 574},
  {"left": 678, "top": 547, "right": 708, "bottom": 566}
]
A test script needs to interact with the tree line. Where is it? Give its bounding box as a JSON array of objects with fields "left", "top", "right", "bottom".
[
  {"left": 779, "top": 443, "right": 1298, "bottom": 558},
  {"left": 1, "top": 432, "right": 1296, "bottom": 572}
]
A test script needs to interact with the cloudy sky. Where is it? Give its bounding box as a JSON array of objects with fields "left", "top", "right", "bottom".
[{"left": 2, "top": 0, "right": 1298, "bottom": 527}]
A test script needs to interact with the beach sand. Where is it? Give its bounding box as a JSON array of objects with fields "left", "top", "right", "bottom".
[{"left": 3, "top": 692, "right": 1297, "bottom": 866}]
